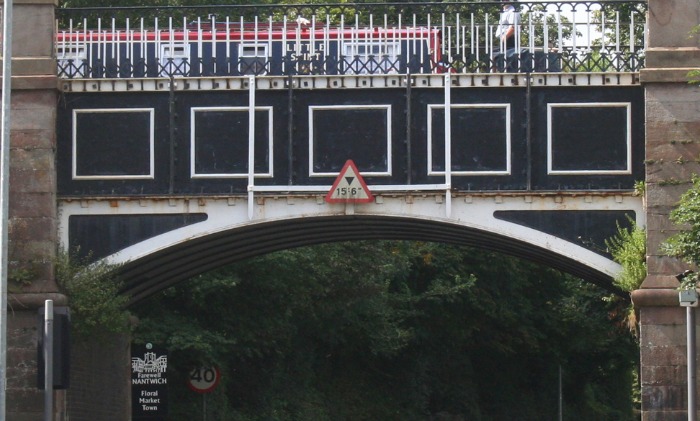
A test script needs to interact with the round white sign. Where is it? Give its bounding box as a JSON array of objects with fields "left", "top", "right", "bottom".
[{"left": 187, "top": 366, "right": 220, "bottom": 394}]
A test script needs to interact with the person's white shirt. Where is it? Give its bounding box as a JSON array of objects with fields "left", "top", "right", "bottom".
[{"left": 495, "top": 4, "right": 519, "bottom": 45}]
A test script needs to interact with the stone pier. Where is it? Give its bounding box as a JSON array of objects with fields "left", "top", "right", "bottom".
[{"left": 634, "top": 0, "right": 700, "bottom": 419}]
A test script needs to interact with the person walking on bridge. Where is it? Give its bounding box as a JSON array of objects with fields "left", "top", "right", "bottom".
[{"left": 494, "top": 0, "right": 520, "bottom": 71}]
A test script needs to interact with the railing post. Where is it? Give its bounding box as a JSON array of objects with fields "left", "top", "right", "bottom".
[
  {"left": 0, "top": 0, "right": 11, "bottom": 418},
  {"left": 444, "top": 72, "right": 451, "bottom": 218},
  {"left": 248, "top": 75, "right": 256, "bottom": 220}
]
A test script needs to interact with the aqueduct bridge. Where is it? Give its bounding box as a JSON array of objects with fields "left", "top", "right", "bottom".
[{"left": 0, "top": 0, "right": 698, "bottom": 419}]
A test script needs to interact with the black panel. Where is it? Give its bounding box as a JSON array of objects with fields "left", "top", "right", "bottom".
[
  {"left": 57, "top": 93, "right": 171, "bottom": 195},
  {"left": 57, "top": 84, "right": 644, "bottom": 196},
  {"left": 193, "top": 108, "right": 271, "bottom": 174},
  {"left": 172, "top": 90, "right": 290, "bottom": 194},
  {"left": 550, "top": 106, "right": 628, "bottom": 171},
  {"left": 75, "top": 110, "right": 152, "bottom": 176},
  {"left": 69, "top": 214, "right": 208, "bottom": 261},
  {"left": 410, "top": 87, "right": 528, "bottom": 191},
  {"left": 311, "top": 107, "right": 389, "bottom": 173},
  {"left": 494, "top": 210, "right": 635, "bottom": 257},
  {"left": 291, "top": 88, "right": 409, "bottom": 186},
  {"left": 530, "top": 87, "right": 644, "bottom": 190},
  {"left": 430, "top": 106, "right": 509, "bottom": 172}
]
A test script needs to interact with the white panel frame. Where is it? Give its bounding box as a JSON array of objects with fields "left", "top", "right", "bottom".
[
  {"left": 57, "top": 44, "right": 87, "bottom": 78},
  {"left": 190, "top": 106, "right": 274, "bottom": 179},
  {"left": 159, "top": 42, "right": 191, "bottom": 77},
  {"left": 72, "top": 108, "right": 155, "bottom": 180},
  {"left": 308, "top": 104, "right": 392, "bottom": 177},
  {"left": 427, "top": 103, "right": 512, "bottom": 176},
  {"left": 547, "top": 102, "right": 632, "bottom": 175},
  {"left": 238, "top": 43, "right": 270, "bottom": 76}
]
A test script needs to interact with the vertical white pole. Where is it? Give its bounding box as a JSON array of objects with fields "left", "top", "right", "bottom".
[
  {"left": 689, "top": 306, "right": 697, "bottom": 421},
  {"left": 43, "top": 300, "right": 54, "bottom": 421},
  {"left": 558, "top": 365, "right": 563, "bottom": 421},
  {"left": 444, "top": 73, "right": 451, "bottom": 218},
  {"left": 0, "top": 0, "right": 13, "bottom": 419},
  {"left": 248, "top": 75, "right": 255, "bottom": 220}
]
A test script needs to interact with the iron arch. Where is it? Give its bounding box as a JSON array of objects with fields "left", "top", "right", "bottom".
[{"left": 115, "top": 214, "right": 626, "bottom": 305}]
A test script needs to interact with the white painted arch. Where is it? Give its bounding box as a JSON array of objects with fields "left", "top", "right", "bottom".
[{"left": 58, "top": 192, "right": 644, "bottom": 304}]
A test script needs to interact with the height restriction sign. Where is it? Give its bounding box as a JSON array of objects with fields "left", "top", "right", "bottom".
[{"left": 325, "top": 160, "right": 373, "bottom": 203}]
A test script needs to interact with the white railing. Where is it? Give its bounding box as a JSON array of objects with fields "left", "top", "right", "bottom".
[{"left": 55, "top": 1, "right": 647, "bottom": 78}]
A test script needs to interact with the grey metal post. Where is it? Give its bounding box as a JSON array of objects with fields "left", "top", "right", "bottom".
[
  {"left": 43, "top": 300, "right": 53, "bottom": 421},
  {"left": 0, "top": 0, "right": 13, "bottom": 419},
  {"left": 558, "top": 365, "right": 563, "bottom": 421},
  {"left": 689, "top": 305, "right": 697, "bottom": 421}
]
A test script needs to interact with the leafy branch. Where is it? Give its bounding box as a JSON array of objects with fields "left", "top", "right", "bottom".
[{"left": 55, "top": 248, "right": 131, "bottom": 340}]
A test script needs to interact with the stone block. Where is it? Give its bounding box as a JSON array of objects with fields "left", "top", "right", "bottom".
[
  {"left": 638, "top": 275, "right": 681, "bottom": 290},
  {"left": 642, "top": 410, "right": 688, "bottom": 421},
  {"left": 646, "top": 229, "right": 678, "bottom": 252},
  {"left": 10, "top": 168, "right": 55, "bottom": 194},
  {"left": 640, "top": 306, "right": 686, "bottom": 325},
  {"left": 641, "top": 385, "right": 685, "bottom": 411},
  {"left": 646, "top": 256, "right": 687, "bottom": 278},
  {"left": 11, "top": 128, "right": 55, "bottom": 149},
  {"left": 645, "top": 183, "right": 689, "bottom": 209},
  {"left": 646, "top": 95, "right": 700, "bottom": 125},
  {"left": 11, "top": 148, "right": 57, "bottom": 172},
  {"left": 647, "top": 212, "right": 684, "bottom": 233},
  {"left": 646, "top": 81, "right": 700, "bottom": 102},
  {"left": 646, "top": 165, "right": 700, "bottom": 184},
  {"left": 646, "top": 121, "right": 700, "bottom": 152},
  {"left": 641, "top": 364, "right": 686, "bottom": 386},
  {"left": 641, "top": 344, "right": 687, "bottom": 367},
  {"left": 9, "top": 238, "right": 54, "bottom": 262},
  {"left": 9, "top": 217, "right": 56, "bottom": 243},
  {"left": 640, "top": 323, "right": 686, "bottom": 347},
  {"left": 7, "top": 311, "right": 38, "bottom": 349},
  {"left": 10, "top": 106, "right": 56, "bottom": 132},
  {"left": 11, "top": 90, "right": 57, "bottom": 111},
  {"left": 647, "top": 0, "right": 700, "bottom": 48},
  {"left": 6, "top": 348, "right": 38, "bottom": 389},
  {"left": 6, "top": 388, "right": 43, "bottom": 413},
  {"left": 16, "top": 277, "right": 59, "bottom": 294},
  {"left": 8, "top": 191, "right": 55, "bottom": 218},
  {"left": 12, "top": 5, "right": 55, "bottom": 58},
  {"left": 646, "top": 48, "right": 700, "bottom": 68}
]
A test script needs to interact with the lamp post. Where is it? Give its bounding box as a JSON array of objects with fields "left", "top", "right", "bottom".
[{"left": 678, "top": 271, "right": 698, "bottom": 421}]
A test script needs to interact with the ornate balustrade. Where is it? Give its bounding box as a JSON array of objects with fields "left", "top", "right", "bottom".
[{"left": 55, "top": 0, "right": 646, "bottom": 78}]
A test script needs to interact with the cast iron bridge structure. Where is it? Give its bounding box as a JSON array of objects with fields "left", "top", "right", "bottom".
[{"left": 55, "top": 1, "right": 646, "bottom": 303}]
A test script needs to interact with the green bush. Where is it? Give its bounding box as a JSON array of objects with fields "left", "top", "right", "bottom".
[{"left": 55, "top": 248, "right": 130, "bottom": 339}]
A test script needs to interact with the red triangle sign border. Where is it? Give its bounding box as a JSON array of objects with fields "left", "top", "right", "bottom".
[{"left": 325, "top": 160, "right": 374, "bottom": 204}]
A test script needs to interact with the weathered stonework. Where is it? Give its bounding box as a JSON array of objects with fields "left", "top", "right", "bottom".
[
  {"left": 634, "top": 0, "right": 700, "bottom": 419},
  {"left": 1, "top": 0, "right": 65, "bottom": 420}
]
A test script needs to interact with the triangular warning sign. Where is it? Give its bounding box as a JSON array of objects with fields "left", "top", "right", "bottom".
[{"left": 325, "top": 160, "right": 373, "bottom": 203}]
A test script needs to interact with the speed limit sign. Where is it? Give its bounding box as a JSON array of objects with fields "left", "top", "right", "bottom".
[{"left": 187, "top": 366, "right": 221, "bottom": 394}]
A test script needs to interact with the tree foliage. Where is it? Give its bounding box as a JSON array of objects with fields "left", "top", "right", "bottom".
[
  {"left": 132, "top": 241, "right": 638, "bottom": 421},
  {"left": 663, "top": 175, "right": 700, "bottom": 267},
  {"left": 54, "top": 248, "right": 130, "bottom": 339},
  {"left": 605, "top": 218, "right": 646, "bottom": 293}
]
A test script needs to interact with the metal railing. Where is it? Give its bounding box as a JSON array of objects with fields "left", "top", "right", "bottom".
[{"left": 55, "top": 1, "right": 647, "bottom": 79}]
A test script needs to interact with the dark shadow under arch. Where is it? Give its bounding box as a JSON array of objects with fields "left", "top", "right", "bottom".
[{"left": 118, "top": 215, "right": 625, "bottom": 305}]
